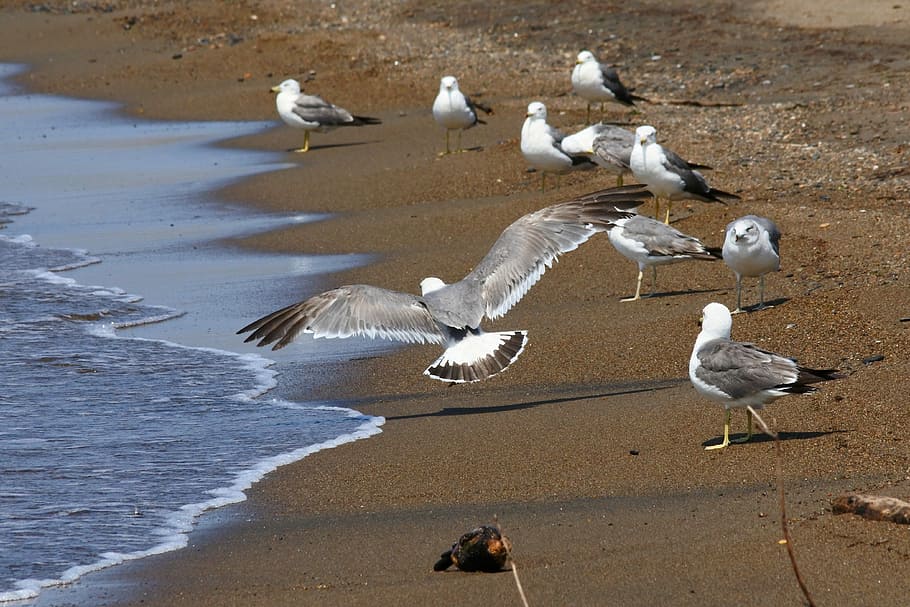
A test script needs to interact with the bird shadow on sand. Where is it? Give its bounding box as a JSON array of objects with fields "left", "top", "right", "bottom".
[
  {"left": 385, "top": 378, "right": 686, "bottom": 421},
  {"left": 284, "top": 140, "right": 378, "bottom": 153},
  {"left": 735, "top": 296, "right": 791, "bottom": 312},
  {"left": 700, "top": 428, "right": 846, "bottom": 449},
  {"left": 622, "top": 286, "right": 725, "bottom": 301}
]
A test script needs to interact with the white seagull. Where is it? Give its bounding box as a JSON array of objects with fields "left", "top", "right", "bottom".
[
  {"left": 689, "top": 302, "right": 840, "bottom": 450},
  {"left": 520, "top": 102, "right": 595, "bottom": 191},
  {"left": 722, "top": 215, "right": 781, "bottom": 313},
  {"left": 238, "top": 188, "right": 650, "bottom": 383},
  {"left": 432, "top": 75, "right": 492, "bottom": 155},
  {"left": 571, "top": 50, "right": 646, "bottom": 123},
  {"left": 271, "top": 78, "right": 381, "bottom": 153},
  {"left": 607, "top": 213, "right": 721, "bottom": 301},
  {"left": 630, "top": 125, "right": 740, "bottom": 224},
  {"left": 560, "top": 123, "right": 635, "bottom": 187}
]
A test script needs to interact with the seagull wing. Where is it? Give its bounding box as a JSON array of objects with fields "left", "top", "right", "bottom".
[
  {"left": 695, "top": 340, "right": 800, "bottom": 399},
  {"left": 755, "top": 216, "right": 782, "bottom": 257},
  {"left": 238, "top": 285, "right": 445, "bottom": 350},
  {"left": 620, "top": 215, "right": 713, "bottom": 258},
  {"left": 464, "top": 196, "right": 637, "bottom": 320},
  {"left": 291, "top": 93, "right": 355, "bottom": 125},
  {"left": 599, "top": 65, "right": 636, "bottom": 105}
]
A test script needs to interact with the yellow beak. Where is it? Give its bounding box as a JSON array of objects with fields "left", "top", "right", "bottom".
[{"left": 270, "top": 85, "right": 281, "bottom": 93}]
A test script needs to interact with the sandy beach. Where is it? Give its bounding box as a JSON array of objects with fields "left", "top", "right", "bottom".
[{"left": 3, "top": 1, "right": 910, "bottom": 605}]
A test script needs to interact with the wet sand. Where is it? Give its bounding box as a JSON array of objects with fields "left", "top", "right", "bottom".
[{"left": 3, "top": 1, "right": 910, "bottom": 605}]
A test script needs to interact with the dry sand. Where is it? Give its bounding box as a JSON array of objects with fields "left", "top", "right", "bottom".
[{"left": 2, "top": 1, "right": 910, "bottom": 605}]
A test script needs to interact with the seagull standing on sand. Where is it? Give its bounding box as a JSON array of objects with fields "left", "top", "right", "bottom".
[
  {"left": 607, "top": 213, "right": 720, "bottom": 301},
  {"left": 630, "top": 125, "right": 740, "bottom": 224},
  {"left": 520, "top": 102, "right": 595, "bottom": 191},
  {"left": 271, "top": 78, "right": 381, "bottom": 153},
  {"left": 571, "top": 50, "right": 645, "bottom": 122},
  {"left": 238, "top": 188, "right": 650, "bottom": 383},
  {"left": 689, "top": 302, "right": 840, "bottom": 450},
  {"left": 432, "top": 75, "right": 492, "bottom": 155},
  {"left": 560, "top": 123, "right": 635, "bottom": 187},
  {"left": 722, "top": 215, "right": 781, "bottom": 313}
]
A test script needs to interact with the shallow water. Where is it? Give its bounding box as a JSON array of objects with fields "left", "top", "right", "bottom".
[{"left": 0, "top": 65, "right": 385, "bottom": 603}]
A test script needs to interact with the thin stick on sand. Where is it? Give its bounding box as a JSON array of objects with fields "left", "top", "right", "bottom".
[
  {"left": 493, "top": 516, "right": 530, "bottom": 607},
  {"left": 746, "top": 406, "right": 816, "bottom": 607}
]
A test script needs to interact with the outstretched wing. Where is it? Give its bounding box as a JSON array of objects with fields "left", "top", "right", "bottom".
[
  {"left": 238, "top": 285, "right": 445, "bottom": 350},
  {"left": 464, "top": 192, "right": 642, "bottom": 319}
]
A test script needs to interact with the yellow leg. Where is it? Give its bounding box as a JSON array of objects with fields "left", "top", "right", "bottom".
[
  {"left": 616, "top": 173, "right": 624, "bottom": 187},
  {"left": 620, "top": 270, "right": 643, "bottom": 302},
  {"left": 731, "top": 409, "right": 753, "bottom": 444},
  {"left": 663, "top": 200, "right": 673, "bottom": 224},
  {"left": 705, "top": 409, "right": 732, "bottom": 450},
  {"left": 295, "top": 131, "right": 311, "bottom": 153}
]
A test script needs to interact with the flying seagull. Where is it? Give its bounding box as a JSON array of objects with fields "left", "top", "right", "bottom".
[
  {"left": 520, "top": 101, "right": 595, "bottom": 191},
  {"left": 432, "top": 75, "right": 492, "bottom": 155},
  {"left": 630, "top": 125, "right": 740, "bottom": 224},
  {"left": 689, "top": 302, "right": 840, "bottom": 450},
  {"left": 571, "top": 50, "right": 646, "bottom": 122},
  {"left": 238, "top": 188, "right": 651, "bottom": 383},
  {"left": 608, "top": 213, "right": 721, "bottom": 301},
  {"left": 271, "top": 78, "right": 381, "bottom": 153},
  {"left": 722, "top": 215, "right": 781, "bottom": 313}
]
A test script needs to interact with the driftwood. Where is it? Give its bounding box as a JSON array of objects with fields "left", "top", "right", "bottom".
[{"left": 832, "top": 493, "right": 910, "bottom": 524}]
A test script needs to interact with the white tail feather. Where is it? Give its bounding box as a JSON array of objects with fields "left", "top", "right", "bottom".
[{"left": 425, "top": 331, "right": 528, "bottom": 383}]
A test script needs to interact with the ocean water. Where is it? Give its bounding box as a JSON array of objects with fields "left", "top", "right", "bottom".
[{"left": 0, "top": 66, "right": 385, "bottom": 602}]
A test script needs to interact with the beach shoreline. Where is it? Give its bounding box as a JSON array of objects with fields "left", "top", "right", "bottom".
[{"left": 4, "top": 1, "right": 910, "bottom": 605}]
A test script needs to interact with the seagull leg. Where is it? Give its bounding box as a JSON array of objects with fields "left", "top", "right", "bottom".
[
  {"left": 599, "top": 102, "right": 605, "bottom": 121},
  {"left": 646, "top": 266, "right": 657, "bottom": 297},
  {"left": 616, "top": 174, "right": 624, "bottom": 187},
  {"left": 456, "top": 129, "right": 463, "bottom": 153},
  {"left": 620, "top": 270, "right": 644, "bottom": 302},
  {"left": 653, "top": 197, "right": 662, "bottom": 222},
  {"left": 295, "top": 131, "right": 311, "bottom": 153},
  {"left": 731, "top": 275, "right": 745, "bottom": 314},
  {"left": 585, "top": 103, "right": 592, "bottom": 124},
  {"left": 754, "top": 275, "right": 773, "bottom": 311},
  {"left": 663, "top": 200, "right": 673, "bottom": 224},
  {"left": 705, "top": 409, "right": 732, "bottom": 450},
  {"left": 540, "top": 172, "right": 547, "bottom": 192},
  {"left": 439, "top": 130, "right": 452, "bottom": 157},
  {"left": 731, "top": 409, "right": 754, "bottom": 444}
]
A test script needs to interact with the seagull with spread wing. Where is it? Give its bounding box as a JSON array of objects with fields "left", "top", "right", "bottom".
[{"left": 239, "top": 188, "right": 651, "bottom": 383}]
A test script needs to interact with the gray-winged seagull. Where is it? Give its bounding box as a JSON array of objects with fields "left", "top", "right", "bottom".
[
  {"left": 689, "top": 302, "right": 840, "bottom": 450},
  {"left": 520, "top": 102, "right": 595, "bottom": 191},
  {"left": 571, "top": 50, "right": 646, "bottom": 122},
  {"left": 432, "top": 75, "right": 492, "bottom": 155},
  {"left": 238, "top": 187, "right": 651, "bottom": 383},
  {"left": 271, "top": 78, "right": 381, "bottom": 153},
  {"left": 560, "top": 123, "right": 634, "bottom": 187},
  {"left": 630, "top": 125, "right": 740, "bottom": 224},
  {"left": 608, "top": 213, "right": 721, "bottom": 301},
  {"left": 722, "top": 215, "right": 781, "bottom": 313}
]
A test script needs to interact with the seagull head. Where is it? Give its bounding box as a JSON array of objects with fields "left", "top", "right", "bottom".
[
  {"left": 271, "top": 79, "right": 301, "bottom": 95},
  {"left": 635, "top": 125, "right": 657, "bottom": 146},
  {"left": 440, "top": 75, "right": 459, "bottom": 92},
  {"left": 526, "top": 101, "right": 547, "bottom": 120},
  {"left": 730, "top": 217, "right": 760, "bottom": 245},
  {"left": 420, "top": 277, "right": 447, "bottom": 295},
  {"left": 699, "top": 302, "right": 733, "bottom": 339},
  {"left": 576, "top": 50, "right": 596, "bottom": 65}
]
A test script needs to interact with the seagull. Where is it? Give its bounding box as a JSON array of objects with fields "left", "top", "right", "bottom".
[
  {"left": 560, "top": 123, "right": 634, "bottom": 187},
  {"left": 238, "top": 188, "right": 650, "bottom": 383},
  {"left": 607, "top": 213, "right": 721, "bottom": 301},
  {"left": 722, "top": 215, "right": 781, "bottom": 313},
  {"left": 271, "top": 78, "right": 381, "bottom": 153},
  {"left": 689, "top": 302, "right": 841, "bottom": 450},
  {"left": 520, "top": 102, "right": 595, "bottom": 191},
  {"left": 432, "top": 75, "right": 492, "bottom": 155},
  {"left": 571, "top": 50, "right": 646, "bottom": 122},
  {"left": 630, "top": 125, "right": 740, "bottom": 224}
]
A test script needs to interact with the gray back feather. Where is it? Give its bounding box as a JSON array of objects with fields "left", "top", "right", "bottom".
[{"left": 695, "top": 339, "right": 799, "bottom": 399}]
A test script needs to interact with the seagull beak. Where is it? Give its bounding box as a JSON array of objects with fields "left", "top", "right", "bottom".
[
  {"left": 270, "top": 85, "right": 281, "bottom": 93},
  {"left": 698, "top": 315, "right": 704, "bottom": 327},
  {"left": 639, "top": 136, "right": 647, "bottom": 145}
]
